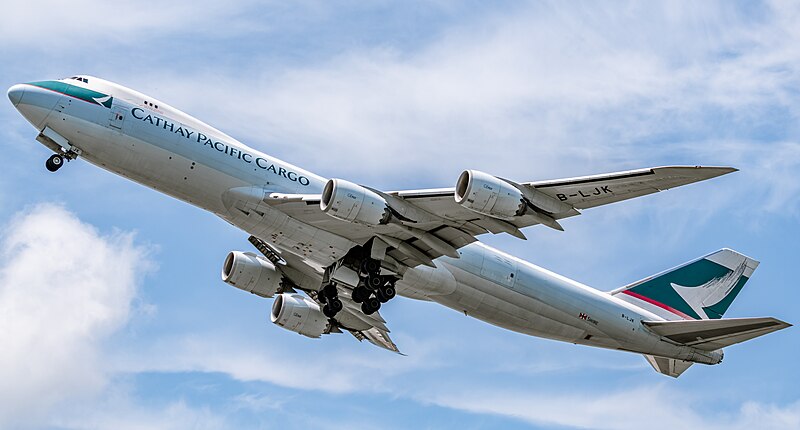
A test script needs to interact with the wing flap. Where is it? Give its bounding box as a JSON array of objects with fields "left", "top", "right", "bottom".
[
  {"left": 348, "top": 326, "right": 401, "bottom": 354},
  {"left": 643, "top": 317, "right": 791, "bottom": 350}
]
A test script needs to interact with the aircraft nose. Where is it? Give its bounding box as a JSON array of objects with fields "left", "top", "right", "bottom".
[{"left": 7, "top": 84, "right": 25, "bottom": 107}]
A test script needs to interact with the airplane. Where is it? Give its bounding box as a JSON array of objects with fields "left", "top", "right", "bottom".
[{"left": 7, "top": 75, "right": 790, "bottom": 377}]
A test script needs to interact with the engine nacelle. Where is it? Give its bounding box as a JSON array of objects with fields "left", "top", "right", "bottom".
[
  {"left": 320, "top": 178, "right": 391, "bottom": 225},
  {"left": 271, "top": 293, "right": 329, "bottom": 338},
  {"left": 221, "top": 251, "right": 282, "bottom": 298},
  {"left": 454, "top": 170, "right": 527, "bottom": 219}
]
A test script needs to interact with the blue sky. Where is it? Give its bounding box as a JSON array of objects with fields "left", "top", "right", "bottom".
[{"left": 1, "top": 1, "right": 798, "bottom": 429}]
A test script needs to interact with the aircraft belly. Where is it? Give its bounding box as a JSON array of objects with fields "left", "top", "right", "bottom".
[
  {"left": 414, "top": 244, "right": 660, "bottom": 349},
  {"left": 427, "top": 289, "right": 585, "bottom": 342},
  {"left": 427, "top": 262, "right": 587, "bottom": 342}
]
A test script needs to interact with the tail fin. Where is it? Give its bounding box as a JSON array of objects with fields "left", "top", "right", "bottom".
[{"left": 611, "top": 249, "right": 758, "bottom": 320}]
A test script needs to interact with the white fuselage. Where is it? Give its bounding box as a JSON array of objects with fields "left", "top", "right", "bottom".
[{"left": 9, "top": 77, "right": 721, "bottom": 364}]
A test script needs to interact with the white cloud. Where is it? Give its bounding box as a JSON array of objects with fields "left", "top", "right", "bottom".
[
  {"left": 678, "top": 141, "right": 800, "bottom": 216},
  {"left": 109, "top": 330, "right": 441, "bottom": 394},
  {"left": 0, "top": 204, "right": 151, "bottom": 428},
  {"left": 53, "top": 393, "right": 228, "bottom": 430},
  {"left": 0, "top": 0, "right": 257, "bottom": 49},
  {"left": 420, "top": 384, "right": 800, "bottom": 430}
]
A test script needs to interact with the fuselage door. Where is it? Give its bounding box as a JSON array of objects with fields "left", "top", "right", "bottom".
[
  {"left": 480, "top": 253, "right": 518, "bottom": 289},
  {"left": 109, "top": 105, "right": 127, "bottom": 130}
]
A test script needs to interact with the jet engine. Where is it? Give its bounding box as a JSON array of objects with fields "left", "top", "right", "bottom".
[
  {"left": 454, "top": 170, "right": 527, "bottom": 219},
  {"left": 271, "top": 293, "right": 330, "bottom": 338},
  {"left": 320, "top": 178, "right": 392, "bottom": 225},
  {"left": 221, "top": 251, "right": 282, "bottom": 298}
]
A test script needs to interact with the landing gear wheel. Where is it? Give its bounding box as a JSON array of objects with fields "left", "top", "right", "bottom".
[
  {"left": 352, "top": 286, "right": 369, "bottom": 303},
  {"left": 328, "top": 297, "right": 343, "bottom": 313},
  {"left": 377, "top": 284, "right": 396, "bottom": 303},
  {"left": 361, "top": 297, "right": 381, "bottom": 315},
  {"left": 362, "top": 259, "right": 380, "bottom": 274},
  {"left": 321, "top": 283, "right": 338, "bottom": 299},
  {"left": 367, "top": 274, "right": 383, "bottom": 290},
  {"left": 322, "top": 305, "right": 337, "bottom": 318},
  {"left": 45, "top": 154, "right": 64, "bottom": 172}
]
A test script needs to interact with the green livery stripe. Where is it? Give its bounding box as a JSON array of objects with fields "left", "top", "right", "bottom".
[
  {"left": 629, "top": 259, "right": 744, "bottom": 320},
  {"left": 29, "top": 80, "right": 113, "bottom": 108}
]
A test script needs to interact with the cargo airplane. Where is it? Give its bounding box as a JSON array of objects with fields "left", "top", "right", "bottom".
[{"left": 8, "top": 76, "right": 790, "bottom": 377}]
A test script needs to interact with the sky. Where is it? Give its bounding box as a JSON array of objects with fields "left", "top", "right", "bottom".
[{"left": 0, "top": 1, "right": 798, "bottom": 429}]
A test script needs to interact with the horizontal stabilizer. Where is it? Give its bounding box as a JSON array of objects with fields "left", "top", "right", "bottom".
[
  {"left": 644, "top": 354, "right": 693, "bottom": 378},
  {"left": 643, "top": 317, "right": 791, "bottom": 351}
]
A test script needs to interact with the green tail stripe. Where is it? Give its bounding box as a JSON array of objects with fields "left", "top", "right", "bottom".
[{"left": 629, "top": 259, "right": 745, "bottom": 320}]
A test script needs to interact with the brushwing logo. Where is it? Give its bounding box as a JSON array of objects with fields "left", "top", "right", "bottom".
[
  {"left": 94, "top": 95, "right": 113, "bottom": 108},
  {"left": 670, "top": 261, "right": 747, "bottom": 319}
]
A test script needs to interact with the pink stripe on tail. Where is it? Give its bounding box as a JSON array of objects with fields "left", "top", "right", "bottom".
[{"left": 621, "top": 290, "right": 695, "bottom": 320}]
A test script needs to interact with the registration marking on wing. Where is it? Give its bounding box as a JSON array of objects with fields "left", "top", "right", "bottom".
[{"left": 556, "top": 186, "right": 613, "bottom": 201}]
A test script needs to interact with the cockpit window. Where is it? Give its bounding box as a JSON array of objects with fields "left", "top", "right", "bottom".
[{"left": 67, "top": 76, "right": 89, "bottom": 83}]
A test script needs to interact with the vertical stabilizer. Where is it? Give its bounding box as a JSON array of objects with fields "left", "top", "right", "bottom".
[{"left": 611, "top": 249, "right": 758, "bottom": 320}]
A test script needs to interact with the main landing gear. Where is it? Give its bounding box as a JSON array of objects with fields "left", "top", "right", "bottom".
[
  {"left": 352, "top": 258, "right": 396, "bottom": 316},
  {"left": 318, "top": 257, "right": 399, "bottom": 318},
  {"left": 318, "top": 283, "right": 343, "bottom": 318}
]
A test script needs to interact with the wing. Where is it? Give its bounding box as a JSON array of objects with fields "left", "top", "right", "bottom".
[
  {"left": 521, "top": 165, "right": 737, "bottom": 210},
  {"left": 398, "top": 165, "right": 736, "bottom": 223},
  {"left": 264, "top": 166, "right": 735, "bottom": 269}
]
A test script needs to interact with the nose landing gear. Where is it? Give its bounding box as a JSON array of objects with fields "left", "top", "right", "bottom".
[
  {"left": 36, "top": 128, "right": 81, "bottom": 173},
  {"left": 44, "top": 146, "right": 80, "bottom": 173},
  {"left": 45, "top": 154, "right": 64, "bottom": 172}
]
